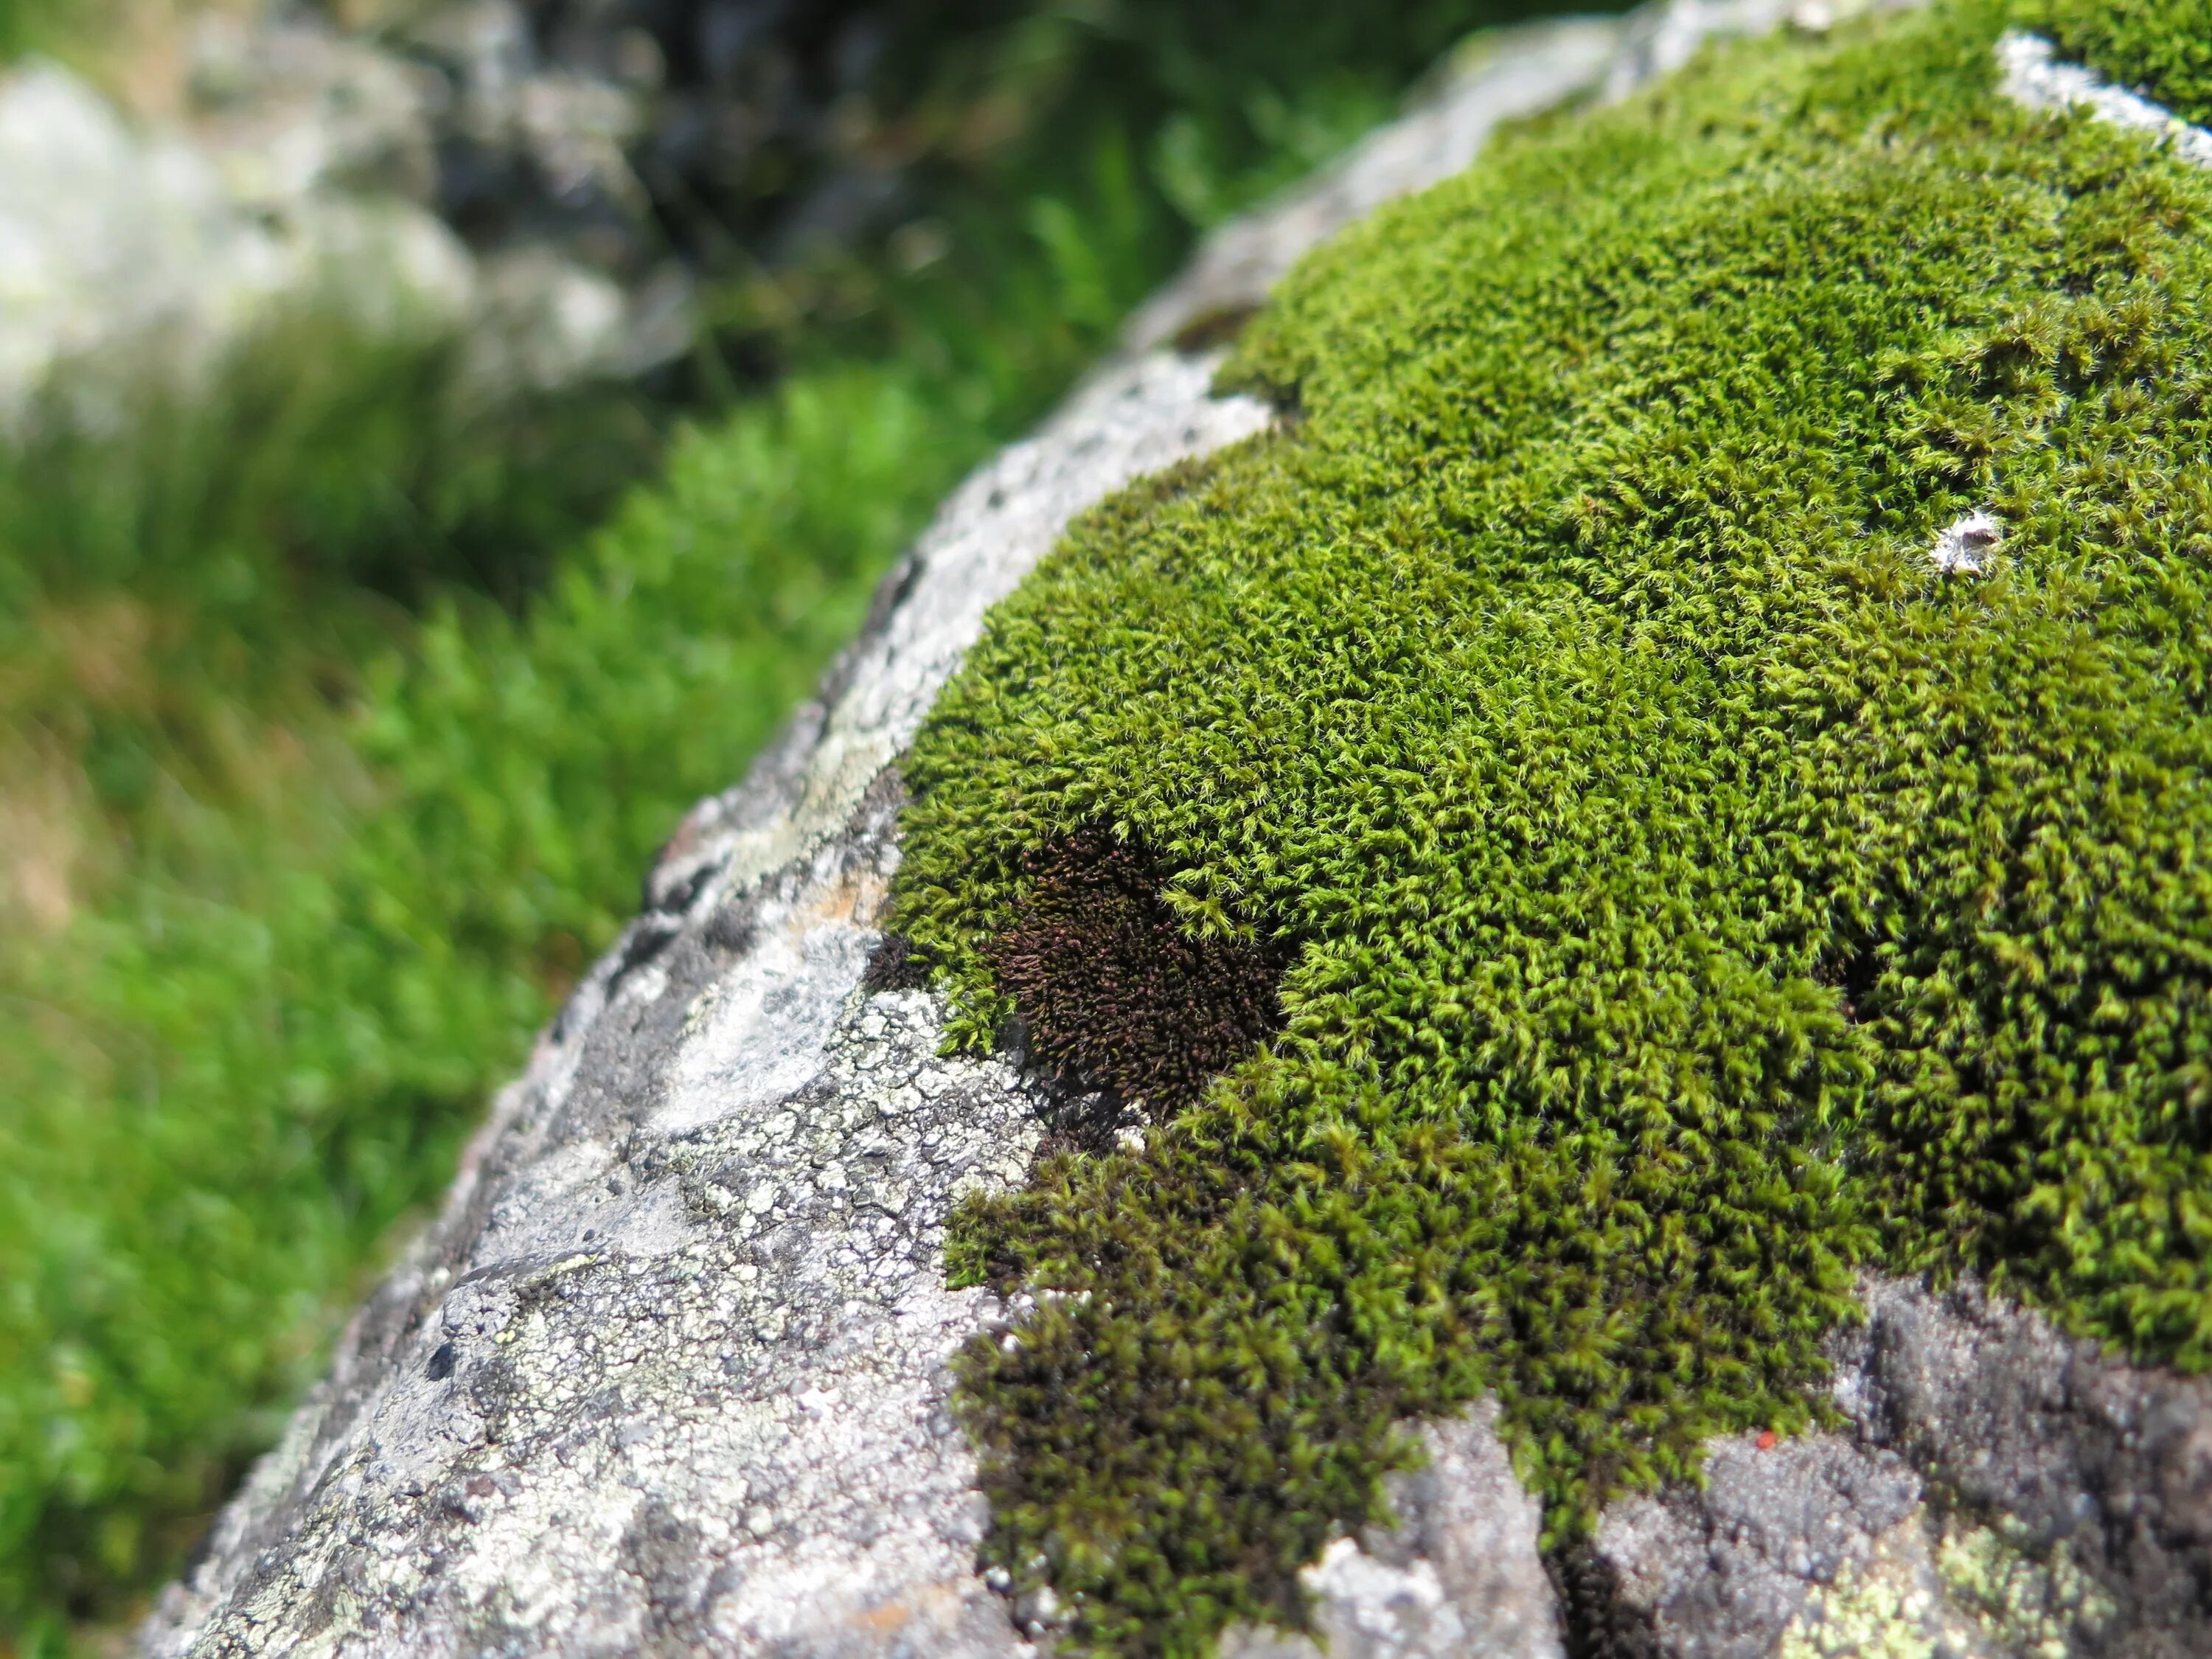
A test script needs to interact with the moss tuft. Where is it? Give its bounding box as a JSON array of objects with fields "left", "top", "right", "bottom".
[
  {"left": 900, "top": 0, "right": 2212, "bottom": 1651},
  {"left": 989, "top": 827, "right": 1290, "bottom": 1119}
]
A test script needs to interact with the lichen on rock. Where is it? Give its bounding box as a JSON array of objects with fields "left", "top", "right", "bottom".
[
  {"left": 1773, "top": 1514, "right": 2110, "bottom": 1659},
  {"left": 2020, "top": 0, "right": 2212, "bottom": 126},
  {"left": 142, "top": 349, "right": 1274, "bottom": 1659}
]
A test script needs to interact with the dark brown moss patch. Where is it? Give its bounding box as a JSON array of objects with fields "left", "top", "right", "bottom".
[
  {"left": 986, "top": 827, "right": 1289, "bottom": 1117},
  {"left": 860, "top": 931, "right": 933, "bottom": 992}
]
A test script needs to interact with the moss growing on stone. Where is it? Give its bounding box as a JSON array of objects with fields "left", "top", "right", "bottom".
[
  {"left": 898, "top": 1, "right": 2212, "bottom": 1650},
  {"left": 2030, "top": 0, "right": 2212, "bottom": 123}
]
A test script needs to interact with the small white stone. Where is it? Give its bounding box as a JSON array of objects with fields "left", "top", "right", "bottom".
[
  {"left": 1999, "top": 31, "right": 2212, "bottom": 170},
  {"left": 1930, "top": 509, "right": 2002, "bottom": 576},
  {"left": 1787, "top": 0, "right": 1834, "bottom": 35}
]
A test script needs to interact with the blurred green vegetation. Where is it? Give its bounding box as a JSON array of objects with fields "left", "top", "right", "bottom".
[
  {"left": 0, "top": 0, "right": 67, "bottom": 58},
  {"left": 0, "top": 1, "right": 1583, "bottom": 1647},
  {"left": 0, "top": 0, "right": 167, "bottom": 76}
]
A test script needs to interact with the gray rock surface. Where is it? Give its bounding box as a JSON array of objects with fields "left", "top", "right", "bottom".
[
  {"left": 1581, "top": 1277, "right": 2212, "bottom": 1658},
  {"left": 1589, "top": 1424, "right": 1926, "bottom": 1659},
  {"left": 142, "top": 347, "right": 1268, "bottom": 1659},
  {"left": 145, "top": 10, "right": 2212, "bottom": 1659},
  {"left": 1999, "top": 30, "right": 2212, "bottom": 169},
  {"left": 1218, "top": 1402, "right": 1565, "bottom": 1659},
  {"left": 0, "top": 3, "right": 687, "bottom": 434},
  {"left": 1124, "top": 0, "right": 1851, "bottom": 355},
  {"left": 1120, "top": 15, "right": 1623, "bottom": 353}
]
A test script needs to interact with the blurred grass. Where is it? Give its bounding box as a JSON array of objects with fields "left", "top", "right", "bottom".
[
  {"left": 0, "top": 0, "right": 87, "bottom": 58},
  {"left": 0, "top": 1, "right": 1581, "bottom": 1647}
]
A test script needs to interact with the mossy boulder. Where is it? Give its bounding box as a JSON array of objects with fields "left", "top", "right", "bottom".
[
  {"left": 894, "top": 1, "right": 2212, "bottom": 1651},
  {"left": 143, "top": 5, "right": 2212, "bottom": 1657}
]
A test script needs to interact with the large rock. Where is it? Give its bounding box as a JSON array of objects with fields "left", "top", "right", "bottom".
[
  {"left": 142, "top": 344, "right": 1273, "bottom": 1659},
  {"left": 142, "top": 8, "right": 2212, "bottom": 1656},
  {"left": 0, "top": 1, "right": 688, "bottom": 433},
  {"left": 0, "top": 58, "right": 474, "bottom": 434}
]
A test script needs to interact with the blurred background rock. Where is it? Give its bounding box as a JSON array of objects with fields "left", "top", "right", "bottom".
[{"left": 0, "top": 0, "right": 1588, "bottom": 1649}]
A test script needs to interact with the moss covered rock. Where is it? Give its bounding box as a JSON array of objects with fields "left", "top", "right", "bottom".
[
  {"left": 140, "top": 4, "right": 2212, "bottom": 1655},
  {"left": 895, "top": 1, "right": 2212, "bottom": 1650}
]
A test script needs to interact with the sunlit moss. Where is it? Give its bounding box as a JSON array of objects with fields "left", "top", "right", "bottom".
[{"left": 897, "top": 1, "right": 2212, "bottom": 1650}]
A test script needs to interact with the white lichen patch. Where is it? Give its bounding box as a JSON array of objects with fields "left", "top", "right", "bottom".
[
  {"left": 140, "top": 340, "right": 1270, "bottom": 1656},
  {"left": 1935, "top": 1521, "right": 2115, "bottom": 1658},
  {"left": 157, "top": 917, "right": 1054, "bottom": 1656},
  {"left": 1778, "top": 1510, "right": 2115, "bottom": 1659}
]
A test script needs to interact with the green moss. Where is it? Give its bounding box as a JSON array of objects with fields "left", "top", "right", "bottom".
[
  {"left": 0, "top": 6, "right": 1585, "bottom": 1638},
  {"left": 898, "top": 1, "right": 2212, "bottom": 1650},
  {"left": 2027, "top": 0, "right": 2212, "bottom": 125}
]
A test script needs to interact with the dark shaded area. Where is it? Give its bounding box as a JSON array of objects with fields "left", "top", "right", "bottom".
[
  {"left": 985, "top": 826, "right": 1289, "bottom": 1118},
  {"left": 860, "top": 931, "right": 932, "bottom": 992},
  {"left": 1812, "top": 942, "right": 1880, "bottom": 1025},
  {"left": 1171, "top": 302, "right": 1263, "bottom": 355},
  {"left": 1548, "top": 1543, "right": 1661, "bottom": 1659},
  {"left": 517, "top": 0, "right": 1534, "bottom": 273}
]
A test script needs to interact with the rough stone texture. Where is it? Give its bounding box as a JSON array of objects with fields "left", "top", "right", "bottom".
[
  {"left": 1580, "top": 1277, "right": 2212, "bottom": 1658},
  {"left": 1120, "top": 15, "right": 1624, "bottom": 353},
  {"left": 0, "top": 58, "right": 473, "bottom": 433},
  {"left": 1588, "top": 1426, "right": 1926, "bottom": 1659},
  {"left": 142, "top": 346, "right": 1268, "bottom": 1658},
  {"left": 0, "top": 3, "right": 689, "bottom": 432},
  {"left": 1124, "top": 0, "right": 1929, "bottom": 355},
  {"left": 1837, "top": 1276, "right": 2212, "bottom": 1655},
  {"left": 1774, "top": 1507, "right": 2118, "bottom": 1659},
  {"left": 144, "top": 786, "right": 1040, "bottom": 1657},
  {"left": 144, "top": 11, "right": 2212, "bottom": 1659},
  {"left": 1217, "top": 1401, "right": 1565, "bottom": 1659}
]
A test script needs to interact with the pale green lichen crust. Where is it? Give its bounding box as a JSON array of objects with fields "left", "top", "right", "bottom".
[
  {"left": 892, "top": 0, "right": 2212, "bottom": 1651},
  {"left": 1779, "top": 1512, "right": 2115, "bottom": 1659}
]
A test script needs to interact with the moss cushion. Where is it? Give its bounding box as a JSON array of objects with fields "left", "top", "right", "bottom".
[{"left": 893, "top": 1, "right": 2212, "bottom": 1649}]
